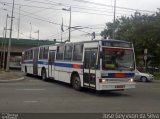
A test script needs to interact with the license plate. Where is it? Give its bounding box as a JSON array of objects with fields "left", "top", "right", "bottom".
[{"left": 116, "top": 85, "right": 125, "bottom": 89}]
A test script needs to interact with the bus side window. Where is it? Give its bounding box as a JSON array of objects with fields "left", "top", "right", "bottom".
[
  {"left": 39, "top": 47, "right": 49, "bottom": 60},
  {"left": 90, "top": 49, "right": 97, "bottom": 69},
  {"left": 73, "top": 44, "right": 83, "bottom": 62},
  {"left": 39, "top": 47, "right": 43, "bottom": 59},
  {"left": 64, "top": 45, "right": 73, "bottom": 61},
  {"left": 56, "top": 45, "right": 64, "bottom": 60},
  {"left": 49, "top": 51, "right": 55, "bottom": 64},
  {"left": 43, "top": 47, "right": 49, "bottom": 59}
]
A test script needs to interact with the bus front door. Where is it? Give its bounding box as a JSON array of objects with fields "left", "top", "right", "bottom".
[
  {"left": 48, "top": 50, "right": 55, "bottom": 78},
  {"left": 83, "top": 49, "right": 98, "bottom": 89}
]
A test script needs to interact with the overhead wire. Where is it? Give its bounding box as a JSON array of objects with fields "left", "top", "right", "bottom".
[
  {"left": 0, "top": 1, "right": 132, "bottom": 16},
  {"left": 2, "top": 0, "right": 155, "bottom": 40},
  {"left": 73, "top": 0, "right": 156, "bottom": 13}
]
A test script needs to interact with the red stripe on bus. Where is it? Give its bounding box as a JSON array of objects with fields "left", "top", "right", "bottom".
[
  {"left": 73, "top": 64, "right": 81, "bottom": 69},
  {"left": 115, "top": 73, "right": 125, "bottom": 78}
]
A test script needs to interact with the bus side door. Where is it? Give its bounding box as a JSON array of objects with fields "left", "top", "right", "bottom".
[
  {"left": 48, "top": 50, "right": 55, "bottom": 78},
  {"left": 83, "top": 48, "right": 98, "bottom": 89}
]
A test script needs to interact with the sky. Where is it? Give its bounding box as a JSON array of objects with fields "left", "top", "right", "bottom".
[{"left": 0, "top": 0, "right": 159, "bottom": 42}]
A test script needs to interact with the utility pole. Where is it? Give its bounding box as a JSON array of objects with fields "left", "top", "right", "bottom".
[
  {"left": 30, "top": 22, "right": 32, "bottom": 40},
  {"left": 113, "top": 0, "right": 116, "bottom": 39},
  {"left": 62, "top": 6, "right": 71, "bottom": 42},
  {"left": 37, "top": 30, "right": 39, "bottom": 46},
  {"left": 61, "top": 18, "right": 64, "bottom": 43},
  {"left": 6, "top": 0, "right": 15, "bottom": 72},
  {"left": 1, "top": 28, "right": 5, "bottom": 68},
  {"left": 34, "top": 30, "right": 39, "bottom": 46},
  {"left": 69, "top": 6, "right": 71, "bottom": 42},
  {"left": 17, "top": 5, "right": 21, "bottom": 40},
  {"left": 3, "top": 14, "right": 9, "bottom": 69}
]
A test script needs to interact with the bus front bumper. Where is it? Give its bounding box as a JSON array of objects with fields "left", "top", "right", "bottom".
[{"left": 98, "top": 82, "right": 136, "bottom": 91}]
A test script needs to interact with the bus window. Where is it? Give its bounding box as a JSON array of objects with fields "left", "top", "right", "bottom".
[
  {"left": 64, "top": 45, "right": 73, "bottom": 61},
  {"left": 73, "top": 44, "right": 83, "bottom": 61},
  {"left": 102, "top": 48, "right": 134, "bottom": 71},
  {"left": 39, "top": 47, "right": 49, "bottom": 60},
  {"left": 84, "top": 49, "right": 97, "bottom": 69},
  {"left": 49, "top": 51, "right": 55, "bottom": 64},
  {"left": 39, "top": 47, "right": 43, "bottom": 59},
  {"left": 90, "top": 49, "right": 98, "bottom": 69},
  {"left": 56, "top": 45, "right": 64, "bottom": 60},
  {"left": 43, "top": 47, "right": 49, "bottom": 59}
]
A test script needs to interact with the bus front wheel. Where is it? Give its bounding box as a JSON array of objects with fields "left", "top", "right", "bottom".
[{"left": 72, "top": 74, "right": 81, "bottom": 91}]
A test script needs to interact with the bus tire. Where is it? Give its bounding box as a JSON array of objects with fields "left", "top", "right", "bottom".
[
  {"left": 72, "top": 74, "right": 81, "bottom": 91},
  {"left": 41, "top": 68, "right": 47, "bottom": 81}
]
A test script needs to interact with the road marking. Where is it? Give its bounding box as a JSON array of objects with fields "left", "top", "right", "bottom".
[
  {"left": 16, "top": 89, "right": 46, "bottom": 91},
  {"left": 23, "top": 101, "right": 39, "bottom": 103}
]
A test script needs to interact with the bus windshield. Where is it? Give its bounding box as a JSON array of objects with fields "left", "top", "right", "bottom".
[{"left": 102, "top": 48, "right": 135, "bottom": 71}]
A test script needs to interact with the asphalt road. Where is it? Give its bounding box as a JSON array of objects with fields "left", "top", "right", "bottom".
[{"left": 0, "top": 73, "right": 160, "bottom": 113}]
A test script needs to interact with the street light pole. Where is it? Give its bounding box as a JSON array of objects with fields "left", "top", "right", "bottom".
[
  {"left": 113, "top": 0, "right": 116, "bottom": 39},
  {"left": 3, "top": 14, "right": 9, "bottom": 69},
  {"left": 34, "top": 30, "right": 39, "bottom": 46},
  {"left": 62, "top": 6, "right": 71, "bottom": 42},
  {"left": 37, "top": 30, "right": 39, "bottom": 46},
  {"left": 69, "top": 6, "right": 71, "bottom": 42},
  {"left": 6, "top": 0, "right": 15, "bottom": 72},
  {"left": 30, "top": 22, "right": 32, "bottom": 40},
  {"left": 17, "top": 5, "right": 21, "bottom": 40},
  {"left": 1, "top": 28, "right": 5, "bottom": 68}
]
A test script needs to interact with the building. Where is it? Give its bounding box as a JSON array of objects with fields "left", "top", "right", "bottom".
[{"left": 0, "top": 37, "right": 59, "bottom": 69}]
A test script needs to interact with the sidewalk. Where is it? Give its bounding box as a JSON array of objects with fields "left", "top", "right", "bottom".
[{"left": 0, "top": 70, "right": 25, "bottom": 82}]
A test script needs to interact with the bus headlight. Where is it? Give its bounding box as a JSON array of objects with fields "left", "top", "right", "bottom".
[
  {"left": 99, "top": 79, "right": 107, "bottom": 83},
  {"left": 102, "top": 79, "right": 106, "bottom": 83},
  {"left": 129, "top": 78, "right": 134, "bottom": 82}
]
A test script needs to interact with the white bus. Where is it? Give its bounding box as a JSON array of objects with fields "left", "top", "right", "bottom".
[{"left": 22, "top": 39, "right": 136, "bottom": 91}]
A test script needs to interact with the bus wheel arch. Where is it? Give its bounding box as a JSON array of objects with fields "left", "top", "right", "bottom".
[
  {"left": 71, "top": 71, "right": 82, "bottom": 91},
  {"left": 41, "top": 67, "right": 47, "bottom": 81}
]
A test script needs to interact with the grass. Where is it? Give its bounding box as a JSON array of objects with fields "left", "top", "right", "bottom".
[{"left": 153, "top": 72, "right": 160, "bottom": 80}]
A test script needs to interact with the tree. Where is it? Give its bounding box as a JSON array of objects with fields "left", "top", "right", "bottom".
[{"left": 101, "top": 11, "right": 160, "bottom": 68}]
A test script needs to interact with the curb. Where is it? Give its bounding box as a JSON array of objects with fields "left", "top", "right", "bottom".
[{"left": 0, "top": 77, "right": 25, "bottom": 83}]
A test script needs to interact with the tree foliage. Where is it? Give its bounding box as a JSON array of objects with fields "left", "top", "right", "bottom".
[{"left": 101, "top": 11, "right": 160, "bottom": 67}]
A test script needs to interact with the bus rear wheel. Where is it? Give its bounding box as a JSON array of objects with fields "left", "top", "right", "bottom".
[
  {"left": 72, "top": 74, "right": 81, "bottom": 91},
  {"left": 41, "top": 68, "right": 47, "bottom": 81}
]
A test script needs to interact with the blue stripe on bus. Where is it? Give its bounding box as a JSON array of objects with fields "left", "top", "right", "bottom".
[
  {"left": 54, "top": 62, "right": 83, "bottom": 69},
  {"left": 102, "top": 73, "right": 135, "bottom": 78},
  {"left": 23, "top": 61, "right": 33, "bottom": 64},
  {"left": 23, "top": 61, "right": 83, "bottom": 69},
  {"left": 54, "top": 62, "right": 73, "bottom": 68},
  {"left": 125, "top": 73, "right": 135, "bottom": 77},
  {"left": 23, "top": 60, "right": 48, "bottom": 65},
  {"left": 38, "top": 61, "right": 48, "bottom": 65}
]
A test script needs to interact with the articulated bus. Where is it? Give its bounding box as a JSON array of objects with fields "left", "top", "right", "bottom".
[{"left": 22, "top": 39, "right": 136, "bottom": 91}]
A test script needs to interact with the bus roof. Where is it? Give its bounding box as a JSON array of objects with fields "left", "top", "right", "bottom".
[{"left": 23, "top": 39, "right": 132, "bottom": 52}]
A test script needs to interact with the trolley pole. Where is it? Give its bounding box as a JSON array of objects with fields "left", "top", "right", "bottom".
[{"left": 6, "top": 0, "right": 15, "bottom": 72}]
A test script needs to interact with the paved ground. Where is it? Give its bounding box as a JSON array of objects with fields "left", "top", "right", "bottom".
[
  {"left": 0, "top": 70, "right": 24, "bottom": 81},
  {"left": 0, "top": 72, "right": 160, "bottom": 113}
]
